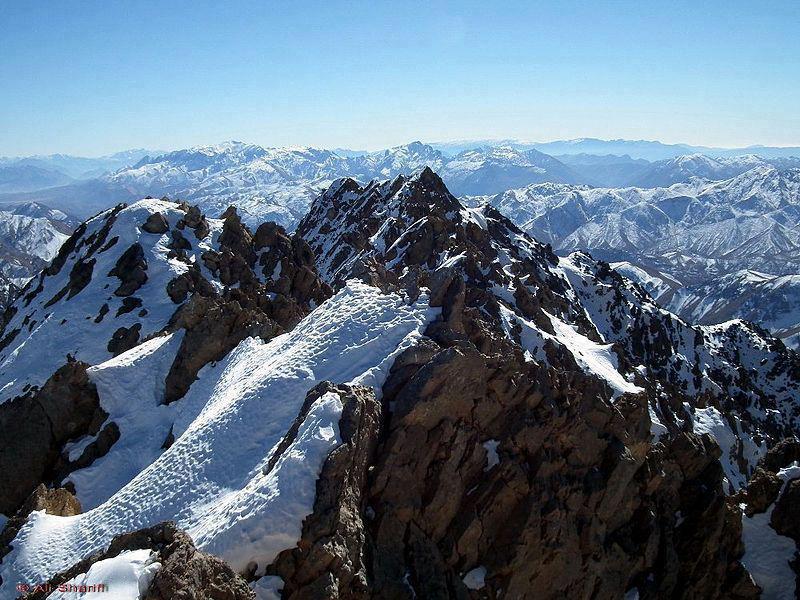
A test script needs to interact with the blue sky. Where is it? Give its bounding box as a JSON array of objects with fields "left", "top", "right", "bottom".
[{"left": 1, "top": 0, "right": 798, "bottom": 156}]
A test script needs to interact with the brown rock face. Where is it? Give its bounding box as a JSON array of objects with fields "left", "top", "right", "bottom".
[
  {"left": 162, "top": 207, "right": 331, "bottom": 404},
  {"left": 142, "top": 212, "right": 169, "bottom": 234},
  {"left": 268, "top": 382, "right": 381, "bottom": 599},
  {"left": 163, "top": 295, "right": 282, "bottom": 403},
  {"left": 0, "top": 485, "right": 81, "bottom": 558},
  {"left": 735, "top": 467, "right": 784, "bottom": 516},
  {"left": 107, "top": 323, "right": 141, "bottom": 356},
  {"left": 144, "top": 525, "right": 255, "bottom": 600},
  {"left": 761, "top": 438, "right": 800, "bottom": 473},
  {"left": 357, "top": 325, "right": 756, "bottom": 600},
  {"left": 771, "top": 478, "right": 800, "bottom": 542},
  {"left": 108, "top": 243, "right": 148, "bottom": 296},
  {"left": 0, "top": 362, "right": 106, "bottom": 515},
  {"left": 16, "top": 522, "right": 254, "bottom": 600}
]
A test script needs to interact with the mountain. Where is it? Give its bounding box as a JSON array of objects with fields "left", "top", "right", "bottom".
[
  {"left": 614, "top": 264, "right": 800, "bottom": 350},
  {"left": 0, "top": 165, "right": 74, "bottom": 193},
  {"left": 0, "top": 178, "right": 150, "bottom": 220},
  {"left": 95, "top": 142, "right": 576, "bottom": 228},
  {"left": 485, "top": 166, "right": 800, "bottom": 280},
  {"left": 0, "top": 202, "right": 79, "bottom": 307},
  {"left": 555, "top": 153, "right": 652, "bottom": 187},
  {"left": 0, "top": 149, "right": 164, "bottom": 180},
  {"left": 18, "top": 141, "right": 800, "bottom": 236},
  {"left": 438, "top": 146, "right": 580, "bottom": 195},
  {"left": 628, "top": 154, "right": 800, "bottom": 188},
  {"left": 436, "top": 138, "right": 800, "bottom": 162},
  {"left": 1, "top": 170, "right": 797, "bottom": 598},
  {"left": 432, "top": 138, "right": 800, "bottom": 162}
]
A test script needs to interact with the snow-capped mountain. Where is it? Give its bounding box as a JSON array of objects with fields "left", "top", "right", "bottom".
[
  {"left": 103, "top": 142, "right": 444, "bottom": 229},
  {"left": 1, "top": 169, "right": 799, "bottom": 598},
  {"left": 483, "top": 166, "right": 800, "bottom": 348},
  {"left": 0, "top": 202, "right": 79, "bottom": 307},
  {"left": 614, "top": 264, "right": 800, "bottom": 350},
  {"left": 485, "top": 166, "right": 800, "bottom": 280},
  {"left": 438, "top": 145, "right": 580, "bottom": 195},
  {"left": 0, "top": 165, "right": 74, "bottom": 194},
  {"left": 98, "top": 142, "right": 579, "bottom": 228},
  {"left": 628, "top": 154, "right": 800, "bottom": 188}
]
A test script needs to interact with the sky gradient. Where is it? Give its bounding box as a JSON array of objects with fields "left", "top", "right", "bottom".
[{"left": 1, "top": 0, "right": 799, "bottom": 156}]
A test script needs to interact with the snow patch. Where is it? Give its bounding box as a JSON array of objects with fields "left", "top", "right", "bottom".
[
  {"left": 462, "top": 566, "right": 487, "bottom": 590},
  {"left": 483, "top": 440, "right": 500, "bottom": 470},
  {"left": 546, "top": 311, "right": 643, "bottom": 399},
  {"left": 741, "top": 463, "right": 800, "bottom": 600},
  {"left": 47, "top": 549, "right": 159, "bottom": 600}
]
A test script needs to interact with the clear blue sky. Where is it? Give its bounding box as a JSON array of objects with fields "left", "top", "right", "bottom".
[{"left": 1, "top": 0, "right": 798, "bottom": 156}]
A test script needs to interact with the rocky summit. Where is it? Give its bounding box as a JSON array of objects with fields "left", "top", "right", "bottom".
[{"left": 0, "top": 169, "right": 799, "bottom": 599}]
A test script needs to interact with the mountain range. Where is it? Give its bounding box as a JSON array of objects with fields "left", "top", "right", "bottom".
[
  {"left": 3, "top": 140, "right": 800, "bottom": 343},
  {"left": 1, "top": 169, "right": 798, "bottom": 598},
  {"left": 478, "top": 165, "right": 800, "bottom": 346},
  {"left": 432, "top": 138, "right": 800, "bottom": 161},
  {"left": 7, "top": 140, "right": 799, "bottom": 230}
]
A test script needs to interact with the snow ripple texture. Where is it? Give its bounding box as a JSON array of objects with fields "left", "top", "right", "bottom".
[{"left": 0, "top": 282, "right": 437, "bottom": 594}]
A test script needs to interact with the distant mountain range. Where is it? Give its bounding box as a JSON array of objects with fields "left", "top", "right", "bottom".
[
  {"left": 0, "top": 202, "right": 79, "bottom": 305},
  {"left": 0, "top": 149, "right": 165, "bottom": 179},
  {"left": 431, "top": 138, "right": 800, "bottom": 161},
  {"left": 476, "top": 166, "right": 800, "bottom": 347},
  {"left": 2, "top": 138, "right": 800, "bottom": 341},
  {"left": 6, "top": 140, "right": 797, "bottom": 230}
]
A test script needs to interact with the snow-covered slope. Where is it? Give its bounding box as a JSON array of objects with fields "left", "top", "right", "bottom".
[
  {"left": 616, "top": 265, "right": 800, "bottom": 350},
  {"left": 1, "top": 172, "right": 799, "bottom": 598},
  {"left": 486, "top": 166, "right": 800, "bottom": 281},
  {"left": 0, "top": 283, "right": 435, "bottom": 591},
  {"left": 0, "top": 202, "right": 78, "bottom": 307},
  {"left": 628, "top": 154, "right": 798, "bottom": 188},
  {"left": 100, "top": 142, "right": 579, "bottom": 229}
]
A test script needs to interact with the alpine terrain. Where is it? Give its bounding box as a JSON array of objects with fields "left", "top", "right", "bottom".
[
  {"left": 1, "top": 168, "right": 799, "bottom": 599},
  {"left": 480, "top": 165, "right": 800, "bottom": 348}
]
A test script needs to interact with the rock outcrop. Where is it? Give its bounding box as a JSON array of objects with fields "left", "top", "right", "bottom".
[
  {"left": 267, "top": 382, "right": 381, "bottom": 599},
  {"left": 0, "top": 362, "right": 105, "bottom": 516},
  {"left": 0, "top": 485, "right": 81, "bottom": 559},
  {"left": 17, "top": 522, "right": 254, "bottom": 600}
]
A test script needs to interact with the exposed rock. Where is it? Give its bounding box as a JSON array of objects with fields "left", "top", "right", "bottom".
[
  {"left": 108, "top": 243, "right": 148, "bottom": 296},
  {"left": 142, "top": 212, "right": 169, "bottom": 234},
  {"left": 163, "top": 296, "right": 282, "bottom": 403},
  {"left": 218, "top": 206, "right": 256, "bottom": 267},
  {"left": 0, "top": 485, "right": 81, "bottom": 558},
  {"left": 363, "top": 332, "right": 757, "bottom": 599},
  {"left": 166, "top": 266, "right": 217, "bottom": 304},
  {"left": 43, "top": 257, "right": 96, "bottom": 307},
  {"left": 17, "top": 522, "right": 254, "bottom": 600},
  {"left": 760, "top": 437, "right": 800, "bottom": 473},
  {"left": 179, "top": 204, "right": 211, "bottom": 240},
  {"left": 0, "top": 362, "right": 105, "bottom": 515},
  {"left": 735, "top": 467, "right": 784, "bottom": 516},
  {"left": 144, "top": 525, "right": 255, "bottom": 600},
  {"left": 107, "top": 323, "right": 141, "bottom": 356},
  {"left": 93, "top": 302, "right": 109, "bottom": 323},
  {"left": 115, "top": 296, "right": 143, "bottom": 317},
  {"left": 169, "top": 228, "right": 192, "bottom": 251},
  {"left": 268, "top": 382, "right": 381, "bottom": 599},
  {"left": 771, "top": 478, "right": 800, "bottom": 542}
]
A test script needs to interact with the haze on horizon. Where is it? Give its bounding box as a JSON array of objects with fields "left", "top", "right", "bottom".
[{"left": 1, "top": 0, "right": 798, "bottom": 156}]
